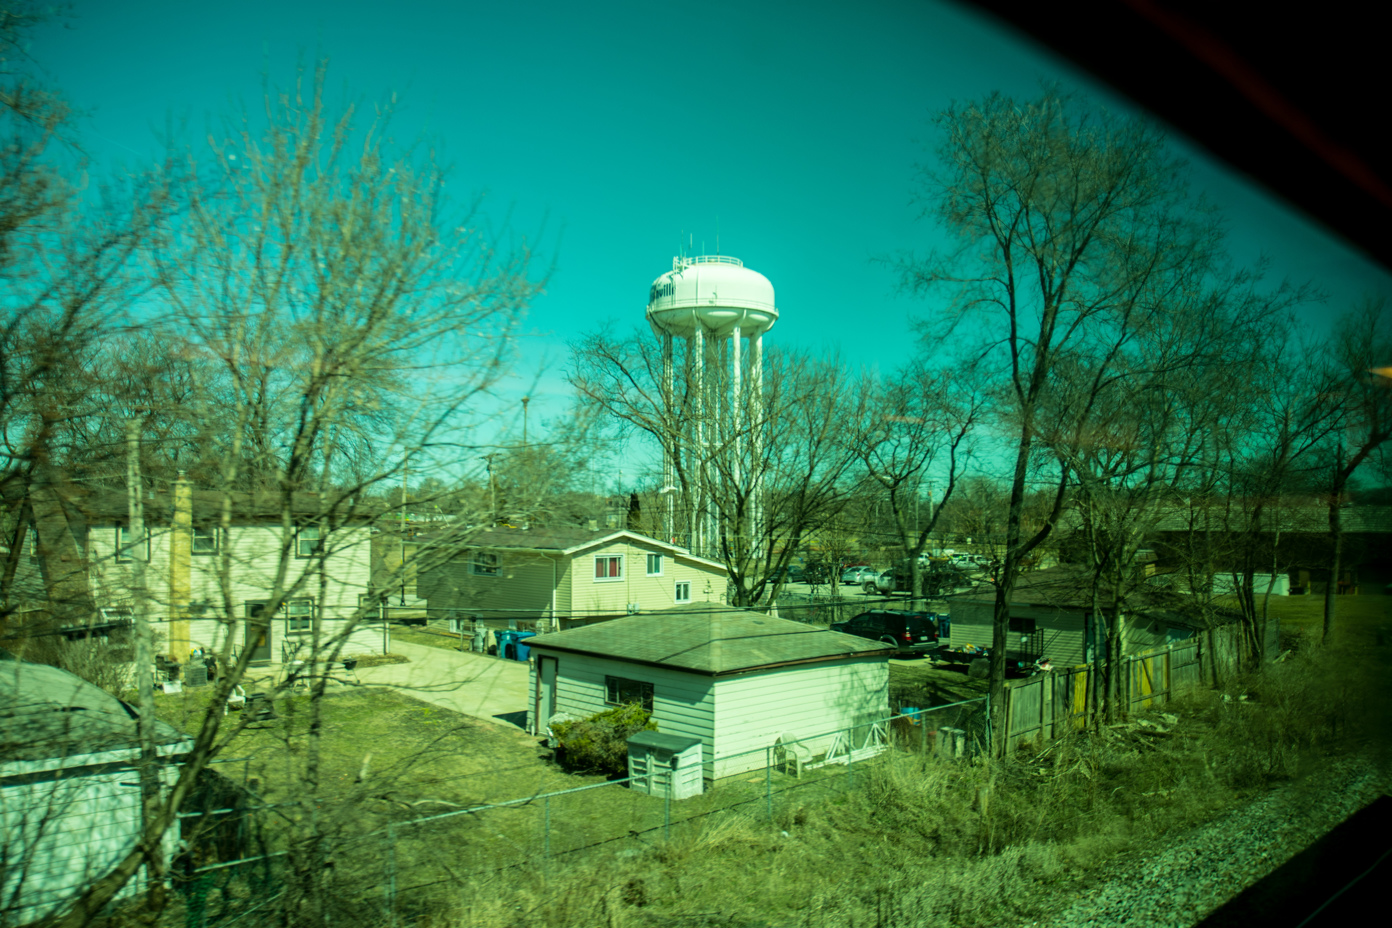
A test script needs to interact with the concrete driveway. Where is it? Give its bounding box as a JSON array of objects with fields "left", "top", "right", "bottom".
[{"left": 353, "top": 640, "right": 531, "bottom": 731}]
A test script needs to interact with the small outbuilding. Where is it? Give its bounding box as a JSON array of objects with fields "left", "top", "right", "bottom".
[
  {"left": 525, "top": 605, "right": 893, "bottom": 780},
  {"left": 1, "top": 656, "right": 193, "bottom": 924}
]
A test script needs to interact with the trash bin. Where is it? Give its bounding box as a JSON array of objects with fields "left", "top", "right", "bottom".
[
  {"left": 497, "top": 630, "right": 520, "bottom": 660},
  {"left": 514, "top": 631, "right": 537, "bottom": 661}
]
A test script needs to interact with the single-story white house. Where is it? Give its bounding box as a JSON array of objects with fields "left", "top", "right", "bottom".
[
  {"left": 524, "top": 604, "right": 893, "bottom": 780},
  {"left": 0, "top": 656, "right": 193, "bottom": 924}
]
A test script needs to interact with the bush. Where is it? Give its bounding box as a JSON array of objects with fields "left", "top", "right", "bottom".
[{"left": 551, "top": 703, "right": 656, "bottom": 775}]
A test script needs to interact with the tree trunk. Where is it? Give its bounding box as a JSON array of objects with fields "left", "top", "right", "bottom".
[{"left": 1323, "top": 477, "right": 1345, "bottom": 644}]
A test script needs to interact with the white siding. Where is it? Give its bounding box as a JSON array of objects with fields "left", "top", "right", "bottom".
[
  {"left": 0, "top": 752, "right": 183, "bottom": 924},
  {"left": 567, "top": 540, "right": 726, "bottom": 620},
  {"left": 89, "top": 521, "right": 378, "bottom": 660},
  {"left": 526, "top": 648, "right": 892, "bottom": 781},
  {"left": 526, "top": 648, "right": 716, "bottom": 773},
  {"left": 711, "top": 658, "right": 889, "bottom": 777}
]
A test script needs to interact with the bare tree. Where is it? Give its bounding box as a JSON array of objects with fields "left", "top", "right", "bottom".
[
  {"left": 0, "top": 5, "right": 170, "bottom": 645},
  {"left": 569, "top": 329, "right": 866, "bottom": 607},
  {"left": 21, "top": 60, "right": 542, "bottom": 928},
  {"left": 896, "top": 90, "right": 1294, "bottom": 750},
  {"left": 1315, "top": 299, "right": 1392, "bottom": 642},
  {"left": 850, "top": 361, "right": 981, "bottom": 605}
]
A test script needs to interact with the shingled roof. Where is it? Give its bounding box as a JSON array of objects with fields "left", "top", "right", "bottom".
[
  {"left": 0, "top": 656, "right": 191, "bottom": 763},
  {"left": 525, "top": 604, "right": 891, "bottom": 675}
]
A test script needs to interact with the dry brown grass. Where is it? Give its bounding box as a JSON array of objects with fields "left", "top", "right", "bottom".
[
  {"left": 396, "top": 607, "right": 1392, "bottom": 928},
  {"left": 149, "top": 595, "right": 1392, "bottom": 928}
]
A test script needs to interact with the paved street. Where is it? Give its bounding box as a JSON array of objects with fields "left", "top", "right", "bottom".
[{"left": 353, "top": 640, "right": 531, "bottom": 731}]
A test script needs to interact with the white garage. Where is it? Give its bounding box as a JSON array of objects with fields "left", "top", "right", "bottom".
[
  {"left": 526, "top": 605, "right": 893, "bottom": 780},
  {"left": 1, "top": 658, "right": 192, "bottom": 924}
]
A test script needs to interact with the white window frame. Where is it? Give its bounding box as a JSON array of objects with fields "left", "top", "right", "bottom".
[
  {"left": 284, "top": 598, "right": 315, "bottom": 634},
  {"left": 674, "top": 580, "right": 691, "bottom": 603},
  {"left": 471, "top": 552, "right": 500, "bottom": 576},
  {"left": 594, "top": 554, "right": 623, "bottom": 582},
  {"left": 115, "top": 524, "right": 150, "bottom": 563},
  {"left": 645, "top": 553, "right": 663, "bottom": 576},
  {"left": 295, "top": 526, "right": 322, "bottom": 558},
  {"left": 192, "top": 525, "right": 222, "bottom": 555},
  {"left": 248, "top": 598, "right": 316, "bottom": 635}
]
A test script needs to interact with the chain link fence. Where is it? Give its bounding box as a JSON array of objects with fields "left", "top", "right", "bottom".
[{"left": 174, "top": 698, "right": 989, "bottom": 928}]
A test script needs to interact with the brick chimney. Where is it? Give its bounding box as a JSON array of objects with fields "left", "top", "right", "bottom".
[{"left": 167, "top": 473, "right": 192, "bottom": 660}]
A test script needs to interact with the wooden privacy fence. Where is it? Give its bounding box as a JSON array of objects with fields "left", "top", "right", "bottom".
[{"left": 1003, "top": 639, "right": 1203, "bottom": 750}]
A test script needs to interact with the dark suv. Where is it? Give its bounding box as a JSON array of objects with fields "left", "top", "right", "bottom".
[{"left": 830, "top": 610, "right": 941, "bottom": 655}]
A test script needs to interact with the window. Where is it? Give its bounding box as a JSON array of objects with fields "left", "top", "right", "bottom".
[
  {"left": 247, "top": 598, "right": 316, "bottom": 635},
  {"left": 115, "top": 524, "right": 150, "bottom": 563},
  {"left": 1008, "top": 616, "right": 1038, "bottom": 634},
  {"left": 674, "top": 581, "right": 691, "bottom": 603},
  {"left": 472, "top": 552, "right": 500, "bottom": 576},
  {"left": 605, "top": 675, "right": 653, "bottom": 711},
  {"left": 285, "top": 599, "right": 315, "bottom": 633},
  {"left": 192, "top": 526, "right": 221, "bottom": 555},
  {"left": 295, "top": 526, "right": 322, "bottom": 558},
  {"left": 646, "top": 553, "right": 663, "bottom": 576},
  {"left": 594, "top": 555, "right": 623, "bottom": 581}
]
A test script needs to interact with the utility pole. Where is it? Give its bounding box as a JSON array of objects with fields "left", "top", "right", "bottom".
[{"left": 485, "top": 454, "right": 497, "bottom": 525}]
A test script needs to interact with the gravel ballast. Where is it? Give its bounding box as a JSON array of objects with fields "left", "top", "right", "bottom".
[{"left": 1031, "top": 755, "right": 1389, "bottom": 928}]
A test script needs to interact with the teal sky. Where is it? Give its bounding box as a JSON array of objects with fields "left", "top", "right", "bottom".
[{"left": 32, "top": 0, "right": 1392, "bottom": 445}]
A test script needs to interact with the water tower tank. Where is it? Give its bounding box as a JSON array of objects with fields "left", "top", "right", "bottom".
[{"left": 646, "top": 256, "right": 777, "bottom": 338}]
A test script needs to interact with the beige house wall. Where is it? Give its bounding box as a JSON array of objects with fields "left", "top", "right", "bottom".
[
  {"left": 566, "top": 538, "right": 724, "bottom": 621},
  {"left": 87, "top": 521, "right": 378, "bottom": 659}
]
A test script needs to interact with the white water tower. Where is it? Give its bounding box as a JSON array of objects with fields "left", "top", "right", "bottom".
[{"left": 646, "top": 255, "right": 778, "bottom": 558}]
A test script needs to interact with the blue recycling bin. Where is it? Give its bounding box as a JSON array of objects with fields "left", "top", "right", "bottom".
[
  {"left": 514, "top": 631, "right": 537, "bottom": 661},
  {"left": 496, "top": 630, "right": 519, "bottom": 660}
]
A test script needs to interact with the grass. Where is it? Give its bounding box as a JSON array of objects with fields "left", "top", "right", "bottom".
[
  {"left": 147, "top": 594, "right": 1392, "bottom": 928},
  {"left": 387, "top": 623, "right": 469, "bottom": 652},
  {"left": 406, "top": 594, "right": 1392, "bottom": 928},
  {"left": 889, "top": 656, "right": 990, "bottom": 708},
  {"left": 1237, "top": 589, "right": 1391, "bottom": 649}
]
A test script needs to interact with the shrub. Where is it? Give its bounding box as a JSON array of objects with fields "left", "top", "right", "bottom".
[{"left": 551, "top": 703, "right": 657, "bottom": 775}]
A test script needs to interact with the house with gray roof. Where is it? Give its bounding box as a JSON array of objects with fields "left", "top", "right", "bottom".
[
  {"left": 0, "top": 655, "right": 193, "bottom": 924},
  {"left": 418, "top": 527, "right": 729, "bottom": 633},
  {"left": 525, "top": 604, "right": 893, "bottom": 779}
]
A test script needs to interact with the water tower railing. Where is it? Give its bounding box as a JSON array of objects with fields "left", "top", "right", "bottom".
[{"left": 673, "top": 255, "right": 744, "bottom": 269}]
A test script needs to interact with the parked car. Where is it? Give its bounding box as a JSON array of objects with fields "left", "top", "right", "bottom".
[
  {"left": 830, "top": 610, "right": 941, "bottom": 655},
  {"left": 865, "top": 568, "right": 912, "bottom": 594},
  {"left": 769, "top": 564, "right": 805, "bottom": 583},
  {"left": 802, "top": 561, "right": 833, "bottom": 584},
  {"left": 840, "top": 565, "right": 878, "bottom": 586}
]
